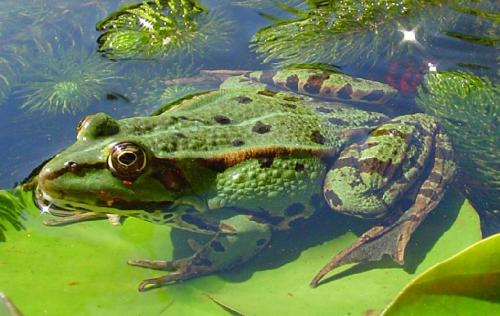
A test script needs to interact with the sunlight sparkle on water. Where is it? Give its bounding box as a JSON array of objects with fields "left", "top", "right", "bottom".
[
  {"left": 428, "top": 62, "right": 437, "bottom": 72},
  {"left": 400, "top": 29, "right": 417, "bottom": 42}
]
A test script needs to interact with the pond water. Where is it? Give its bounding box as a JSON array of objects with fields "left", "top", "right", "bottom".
[{"left": 0, "top": 0, "right": 498, "bottom": 315}]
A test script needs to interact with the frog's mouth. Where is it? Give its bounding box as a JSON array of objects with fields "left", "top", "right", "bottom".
[{"left": 34, "top": 186, "right": 174, "bottom": 217}]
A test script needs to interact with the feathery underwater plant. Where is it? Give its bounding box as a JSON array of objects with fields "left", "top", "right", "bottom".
[
  {"left": 251, "top": 0, "right": 497, "bottom": 69},
  {"left": 416, "top": 71, "right": 499, "bottom": 232},
  {"left": 230, "top": 0, "right": 305, "bottom": 10},
  {"left": 0, "top": 56, "right": 15, "bottom": 105},
  {"left": 0, "top": 47, "right": 28, "bottom": 106},
  {"left": 96, "top": 0, "right": 235, "bottom": 60},
  {"left": 17, "top": 45, "right": 121, "bottom": 114}
]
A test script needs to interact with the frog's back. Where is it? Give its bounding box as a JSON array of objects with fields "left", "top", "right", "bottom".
[{"left": 120, "top": 86, "right": 388, "bottom": 162}]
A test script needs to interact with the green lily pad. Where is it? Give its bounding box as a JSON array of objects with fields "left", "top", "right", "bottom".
[
  {"left": 383, "top": 234, "right": 500, "bottom": 315},
  {"left": 0, "top": 189, "right": 481, "bottom": 315},
  {"left": 202, "top": 189, "right": 481, "bottom": 315}
]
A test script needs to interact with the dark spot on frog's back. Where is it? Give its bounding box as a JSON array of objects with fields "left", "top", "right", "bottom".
[
  {"left": 295, "top": 163, "right": 305, "bottom": 172},
  {"left": 303, "top": 74, "right": 328, "bottom": 94},
  {"left": 337, "top": 83, "right": 353, "bottom": 99},
  {"left": 282, "top": 95, "right": 302, "bottom": 102},
  {"left": 257, "top": 89, "right": 278, "bottom": 97},
  {"left": 281, "top": 102, "right": 296, "bottom": 109},
  {"left": 284, "top": 203, "right": 305, "bottom": 216},
  {"left": 214, "top": 115, "right": 231, "bottom": 125},
  {"left": 232, "top": 139, "right": 245, "bottom": 147},
  {"left": 252, "top": 121, "right": 272, "bottom": 134},
  {"left": 360, "top": 90, "right": 385, "bottom": 102},
  {"left": 258, "top": 157, "right": 274, "bottom": 168},
  {"left": 311, "top": 130, "right": 326, "bottom": 144},
  {"left": 235, "top": 96, "right": 252, "bottom": 104},
  {"left": 285, "top": 74, "right": 299, "bottom": 91}
]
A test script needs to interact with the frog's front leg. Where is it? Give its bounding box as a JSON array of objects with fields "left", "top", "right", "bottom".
[
  {"left": 42, "top": 210, "right": 121, "bottom": 226},
  {"left": 311, "top": 113, "right": 456, "bottom": 286},
  {"left": 128, "top": 214, "right": 271, "bottom": 291}
]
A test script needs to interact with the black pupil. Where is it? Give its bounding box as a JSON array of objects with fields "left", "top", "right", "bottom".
[{"left": 118, "top": 152, "right": 137, "bottom": 166}]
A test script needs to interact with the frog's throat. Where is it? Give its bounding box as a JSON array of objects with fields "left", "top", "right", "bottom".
[{"left": 34, "top": 186, "right": 174, "bottom": 217}]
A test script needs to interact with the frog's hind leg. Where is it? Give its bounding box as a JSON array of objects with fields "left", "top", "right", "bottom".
[
  {"left": 128, "top": 214, "right": 271, "bottom": 291},
  {"left": 247, "top": 68, "right": 398, "bottom": 105},
  {"left": 311, "top": 114, "right": 456, "bottom": 287}
]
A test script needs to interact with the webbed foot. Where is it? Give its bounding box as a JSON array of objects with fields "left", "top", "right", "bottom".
[
  {"left": 128, "top": 255, "right": 213, "bottom": 291},
  {"left": 128, "top": 214, "right": 271, "bottom": 291},
  {"left": 310, "top": 212, "right": 414, "bottom": 287}
]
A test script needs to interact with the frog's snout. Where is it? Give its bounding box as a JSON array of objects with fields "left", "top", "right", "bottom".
[{"left": 36, "top": 162, "right": 61, "bottom": 199}]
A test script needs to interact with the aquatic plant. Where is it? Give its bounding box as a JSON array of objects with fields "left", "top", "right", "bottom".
[
  {"left": 0, "top": 47, "right": 28, "bottom": 105},
  {"left": 0, "top": 57, "right": 14, "bottom": 105},
  {"left": 416, "top": 71, "right": 499, "bottom": 231},
  {"left": 251, "top": 0, "right": 497, "bottom": 69},
  {"left": 0, "top": 189, "right": 24, "bottom": 241},
  {"left": 17, "top": 46, "right": 121, "bottom": 114},
  {"left": 230, "top": 0, "right": 305, "bottom": 10},
  {"left": 97, "top": 0, "right": 235, "bottom": 60}
]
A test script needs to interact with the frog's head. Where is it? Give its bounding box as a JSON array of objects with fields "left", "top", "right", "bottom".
[{"left": 36, "top": 113, "right": 192, "bottom": 218}]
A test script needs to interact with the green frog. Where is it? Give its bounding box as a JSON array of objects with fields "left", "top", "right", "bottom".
[{"left": 32, "top": 68, "right": 456, "bottom": 291}]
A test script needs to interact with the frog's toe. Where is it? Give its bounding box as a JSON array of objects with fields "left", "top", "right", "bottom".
[
  {"left": 127, "top": 258, "right": 181, "bottom": 270},
  {"left": 133, "top": 256, "right": 213, "bottom": 291},
  {"left": 43, "top": 211, "right": 108, "bottom": 226},
  {"left": 138, "top": 272, "right": 185, "bottom": 292}
]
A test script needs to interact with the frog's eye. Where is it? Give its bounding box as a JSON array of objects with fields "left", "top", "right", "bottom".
[{"left": 108, "top": 142, "right": 147, "bottom": 179}]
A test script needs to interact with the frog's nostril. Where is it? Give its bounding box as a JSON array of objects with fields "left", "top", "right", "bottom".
[{"left": 65, "top": 161, "right": 79, "bottom": 170}]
